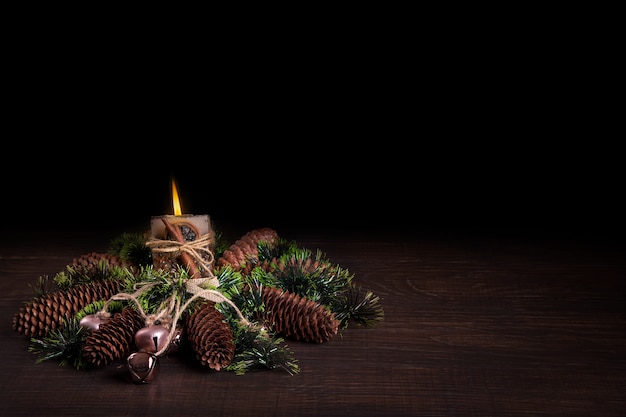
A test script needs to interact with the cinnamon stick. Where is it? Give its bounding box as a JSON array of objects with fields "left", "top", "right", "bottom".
[{"left": 161, "top": 218, "right": 201, "bottom": 279}]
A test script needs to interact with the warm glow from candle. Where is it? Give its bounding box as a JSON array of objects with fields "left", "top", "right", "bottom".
[{"left": 172, "top": 179, "right": 182, "bottom": 216}]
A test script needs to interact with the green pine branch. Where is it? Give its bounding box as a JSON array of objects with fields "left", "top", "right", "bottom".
[{"left": 28, "top": 318, "right": 88, "bottom": 370}]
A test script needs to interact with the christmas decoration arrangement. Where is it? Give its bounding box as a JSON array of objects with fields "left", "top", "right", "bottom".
[{"left": 11, "top": 224, "right": 384, "bottom": 383}]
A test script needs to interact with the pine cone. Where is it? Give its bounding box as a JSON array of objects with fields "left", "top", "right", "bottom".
[
  {"left": 217, "top": 228, "right": 279, "bottom": 270},
  {"left": 259, "top": 286, "right": 339, "bottom": 343},
  {"left": 70, "top": 252, "right": 132, "bottom": 276},
  {"left": 184, "top": 302, "right": 235, "bottom": 371},
  {"left": 82, "top": 307, "right": 144, "bottom": 368},
  {"left": 12, "top": 279, "right": 122, "bottom": 338}
]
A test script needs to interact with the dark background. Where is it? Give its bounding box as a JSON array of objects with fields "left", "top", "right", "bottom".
[
  {"left": 3, "top": 38, "right": 622, "bottom": 244},
  {"left": 3, "top": 2, "right": 622, "bottom": 245},
  {"left": 3, "top": 136, "right": 623, "bottom": 243}
]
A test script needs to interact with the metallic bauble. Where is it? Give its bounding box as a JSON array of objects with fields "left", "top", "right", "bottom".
[
  {"left": 127, "top": 351, "right": 159, "bottom": 383},
  {"left": 165, "top": 327, "right": 183, "bottom": 355},
  {"left": 134, "top": 325, "right": 170, "bottom": 353},
  {"left": 79, "top": 314, "right": 110, "bottom": 331}
]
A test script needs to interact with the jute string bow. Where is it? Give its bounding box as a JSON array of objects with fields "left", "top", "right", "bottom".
[
  {"left": 104, "top": 233, "right": 251, "bottom": 357},
  {"left": 107, "top": 275, "right": 251, "bottom": 356}
]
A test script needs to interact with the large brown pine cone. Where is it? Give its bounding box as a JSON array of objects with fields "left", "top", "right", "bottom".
[
  {"left": 184, "top": 302, "right": 235, "bottom": 371},
  {"left": 82, "top": 307, "right": 145, "bottom": 368},
  {"left": 259, "top": 286, "right": 339, "bottom": 343},
  {"left": 12, "top": 279, "right": 122, "bottom": 338},
  {"left": 217, "top": 227, "right": 279, "bottom": 270}
]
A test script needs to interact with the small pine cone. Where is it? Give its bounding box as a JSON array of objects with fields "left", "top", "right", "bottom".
[
  {"left": 217, "top": 228, "right": 279, "bottom": 270},
  {"left": 12, "top": 279, "right": 122, "bottom": 338},
  {"left": 184, "top": 302, "right": 235, "bottom": 371},
  {"left": 238, "top": 227, "right": 279, "bottom": 250},
  {"left": 70, "top": 252, "right": 132, "bottom": 276},
  {"left": 259, "top": 286, "right": 339, "bottom": 343},
  {"left": 82, "top": 307, "right": 144, "bottom": 368}
]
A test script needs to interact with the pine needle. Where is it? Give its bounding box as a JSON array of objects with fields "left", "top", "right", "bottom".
[{"left": 28, "top": 318, "right": 88, "bottom": 370}]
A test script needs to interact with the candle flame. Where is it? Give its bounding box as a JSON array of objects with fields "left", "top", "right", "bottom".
[{"left": 172, "top": 179, "right": 182, "bottom": 216}]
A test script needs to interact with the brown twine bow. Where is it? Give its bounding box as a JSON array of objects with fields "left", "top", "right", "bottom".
[{"left": 103, "top": 266, "right": 251, "bottom": 357}]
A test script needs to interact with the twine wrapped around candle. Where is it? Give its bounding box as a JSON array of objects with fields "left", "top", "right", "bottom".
[{"left": 146, "top": 233, "right": 214, "bottom": 277}]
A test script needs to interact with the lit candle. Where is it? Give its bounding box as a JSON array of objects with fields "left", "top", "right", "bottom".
[{"left": 149, "top": 179, "right": 214, "bottom": 277}]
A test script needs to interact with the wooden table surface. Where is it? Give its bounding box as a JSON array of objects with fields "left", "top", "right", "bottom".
[{"left": 1, "top": 225, "right": 625, "bottom": 417}]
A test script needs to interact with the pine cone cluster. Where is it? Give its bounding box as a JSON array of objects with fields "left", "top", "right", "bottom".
[
  {"left": 258, "top": 286, "right": 339, "bottom": 343},
  {"left": 184, "top": 302, "right": 235, "bottom": 371},
  {"left": 70, "top": 252, "right": 132, "bottom": 276},
  {"left": 217, "top": 227, "right": 279, "bottom": 270},
  {"left": 82, "top": 307, "right": 145, "bottom": 367},
  {"left": 12, "top": 279, "right": 122, "bottom": 338},
  {"left": 11, "top": 225, "right": 361, "bottom": 381}
]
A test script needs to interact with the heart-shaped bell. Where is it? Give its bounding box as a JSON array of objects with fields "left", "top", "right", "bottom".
[
  {"left": 134, "top": 325, "right": 170, "bottom": 353},
  {"left": 127, "top": 351, "right": 159, "bottom": 383}
]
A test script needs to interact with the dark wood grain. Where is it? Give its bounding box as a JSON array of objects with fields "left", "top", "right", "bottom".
[{"left": 1, "top": 227, "right": 625, "bottom": 417}]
